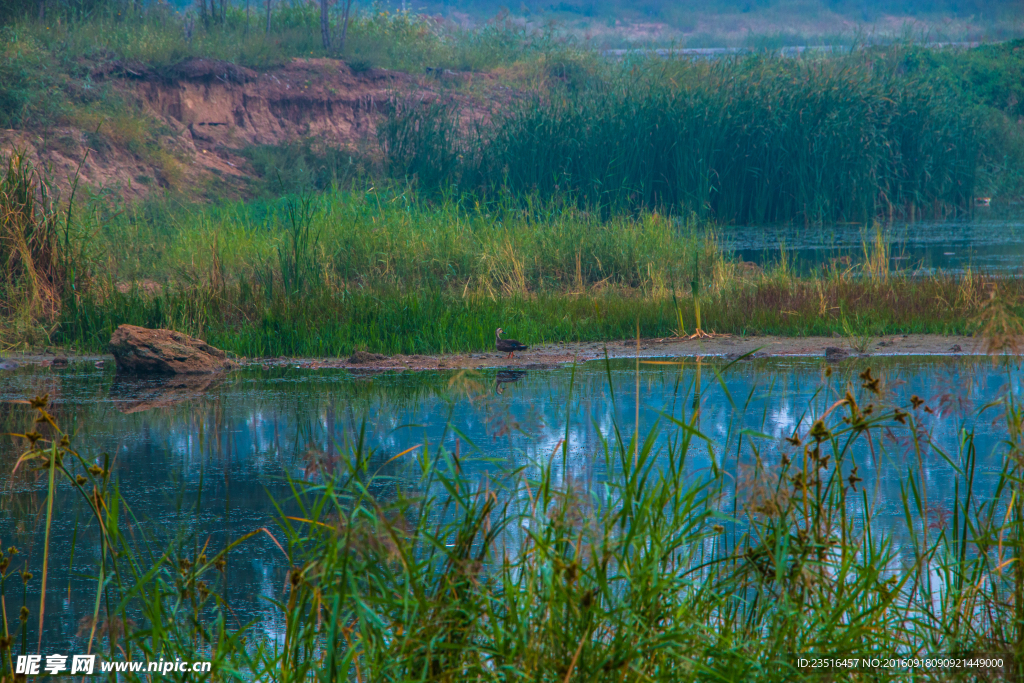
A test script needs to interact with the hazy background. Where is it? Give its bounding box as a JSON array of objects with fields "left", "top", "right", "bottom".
[
  {"left": 4, "top": 0, "right": 1021, "bottom": 46},
  {"left": 189, "top": 0, "right": 1023, "bottom": 46},
  {"left": 50, "top": 0, "right": 1010, "bottom": 46}
]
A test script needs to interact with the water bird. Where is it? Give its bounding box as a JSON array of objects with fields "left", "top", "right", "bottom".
[
  {"left": 975, "top": 197, "right": 991, "bottom": 206},
  {"left": 495, "top": 328, "right": 528, "bottom": 359}
]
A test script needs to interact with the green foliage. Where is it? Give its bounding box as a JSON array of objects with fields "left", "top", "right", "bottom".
[
  {"left": 1, "top": 2, "right": 557, "bottom": 74},
  {"left": 383, "top": 50, "right": 979, "bottom": 224},
  {"left": 34, "top": 185, "right": 1014, "bottom": 356},
  {"left": 900, "top": 41, "right": 1024, "bottom": 198},
  {"left": 54, "top": 188, "right": 720, "bottom": 355},
  {"left": 0, "top": 26, "right": 67, "bottom": 128},
  {"left": 241, "top": 140, "right": 368, "bottom": 195}
]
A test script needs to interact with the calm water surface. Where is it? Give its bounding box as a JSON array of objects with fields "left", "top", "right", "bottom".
[
  {"left": 724, "top": 211, "right": 1024, "bottom": 274},
  {"left": 0, "top": 357, "right": 1017, "bottom": 649}
]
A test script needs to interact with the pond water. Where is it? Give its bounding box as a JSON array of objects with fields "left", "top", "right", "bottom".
[
  {"left": 0, "top": 356, "right": 1017, "bottom": 651},
  {"left": 722, "top": 211, "right": 1024, "bottom": 274}
]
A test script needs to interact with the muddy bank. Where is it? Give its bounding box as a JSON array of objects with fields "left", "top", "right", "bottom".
[
  {"left": 0, "top": 334, "right": 985, "bottom": 373},
  {"left": 244, "top": 333, "right": 981, "bottom": 371}
]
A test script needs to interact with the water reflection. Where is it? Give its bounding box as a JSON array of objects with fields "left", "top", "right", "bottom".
[
  {"left": 722, "top": 213, "right": 1024, "bottom": 274},
  {"left": 108, "top": 374, "right": 224, "bottom": 414},
  {"left": 495, "top": 369, "right": 527, "bottom": 395},
  {"left": 0, "top": 356, "right": 1016, "bottom": 650}
]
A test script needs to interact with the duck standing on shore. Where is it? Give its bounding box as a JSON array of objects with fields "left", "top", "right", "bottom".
[{"left": 495, "top": 328, "right": 528, "bottom": 359}]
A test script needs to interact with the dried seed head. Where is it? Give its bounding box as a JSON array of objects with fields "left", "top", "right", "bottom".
[
  {"left": 847, "top": 466, "right": 863, "bottom": 493},
  {"left": 809, "top": 419, "right": 831, "bottom": 442},
  {"left": 859, "top": 367, "right": 880, "bottom": 394}
]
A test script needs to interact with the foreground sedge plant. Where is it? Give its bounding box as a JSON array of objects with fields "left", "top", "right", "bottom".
[{"left": 4, "top": 346, "right": 1024, "bottom": 681}]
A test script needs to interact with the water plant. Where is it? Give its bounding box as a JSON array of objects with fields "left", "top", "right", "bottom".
[{"left": 4, "top": 339, "right": 1024, "bottom": 680}]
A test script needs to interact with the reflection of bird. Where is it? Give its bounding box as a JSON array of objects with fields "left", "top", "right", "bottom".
[
  {"left": 495, "top": 369, "right": 527, "bottom": 394},
  {"left": 495, "top": 328, "right": 528, "bottom": 359}
]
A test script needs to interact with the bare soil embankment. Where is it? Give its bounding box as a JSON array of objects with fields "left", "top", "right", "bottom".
[{"left": 1, "top": 57, "right": 492, "bottom": 200}]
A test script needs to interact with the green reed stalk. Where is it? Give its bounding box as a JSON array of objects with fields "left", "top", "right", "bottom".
[
  {"left": 35, "top": 441, "right": 55, "bottom": 654},
  {"left": 383, "top": 51, "right": 978, "bottom": 224}
]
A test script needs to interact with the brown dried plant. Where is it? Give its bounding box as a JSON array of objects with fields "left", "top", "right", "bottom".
[
  {"left": 975, "top": 287, "right": 1024, "bottom": 362},
  {"left": 737, "top": 462, "right": 791, "bottom": 519}
]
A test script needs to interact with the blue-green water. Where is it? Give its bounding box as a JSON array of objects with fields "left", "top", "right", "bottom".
[
  {"left": 726, "top": 214, "right": 1024, "bottom": 274},
  {"left": 0, "top": 356, "right": 1016, "bottom": 650}
]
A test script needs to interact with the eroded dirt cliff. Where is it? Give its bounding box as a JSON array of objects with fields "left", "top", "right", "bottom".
[{"left": 0, "top": 57, "right": 463, "bottom": 201}]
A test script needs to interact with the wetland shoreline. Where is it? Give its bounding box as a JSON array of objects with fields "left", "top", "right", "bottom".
[{"left": 10, "top": 333, "right": 981, "bottom": 373}]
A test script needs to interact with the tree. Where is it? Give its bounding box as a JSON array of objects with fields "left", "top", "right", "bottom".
[
  {"left": 320, "top": 0, "right": 331, "bottom": 52},
  {"left": 338, "top": 0, "right": 353, "bottom": 53}
]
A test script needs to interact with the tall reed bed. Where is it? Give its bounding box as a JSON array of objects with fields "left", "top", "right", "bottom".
[
  {"left": 384, "top": 50, "right": 978, "bottom": 224},
  {"left": 54, "top": 188, "right": 727, "bottom": 354},
  {"left": 103, "top": 190, "right": 715, "bottom": 295},
  {"left": 56, "top": 187, "right": 1017, "bottom": 354},
  {"left": 4, "top": 349, "right": 1024, "bottom": 681},
  {"left": 0, "top": 153, "right": 89, "bottom": 345},
  {"left": 2, "top": 155, "right": 1011, "bottom": 356}
]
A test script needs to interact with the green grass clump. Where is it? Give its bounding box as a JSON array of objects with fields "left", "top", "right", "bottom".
[
  {"left": 0, "top": 25, "right": 67, "bottom": 128},
  {"left": 6, "top": 351, "right": 1024, "bottom": 680}
]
